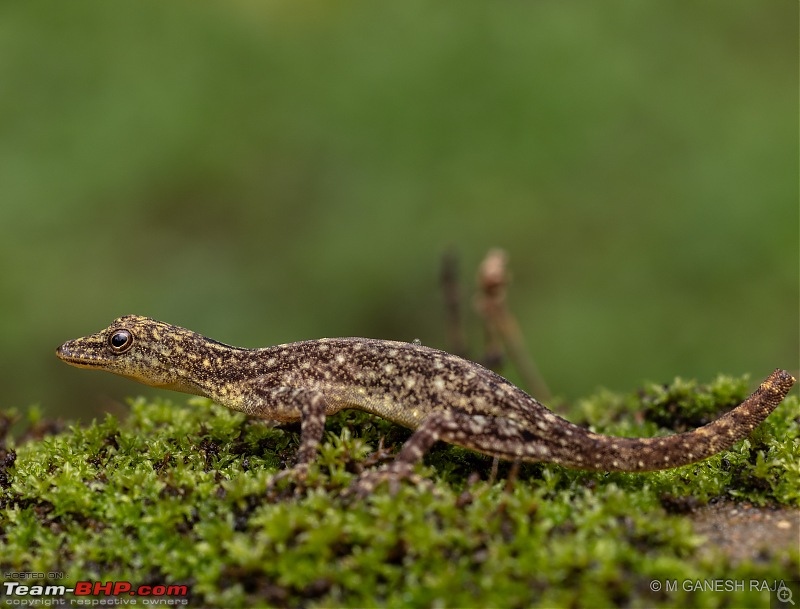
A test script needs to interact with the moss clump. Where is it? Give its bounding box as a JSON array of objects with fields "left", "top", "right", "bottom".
[{"left": 1, "top": 374, "right": 797, "bottom": 608}]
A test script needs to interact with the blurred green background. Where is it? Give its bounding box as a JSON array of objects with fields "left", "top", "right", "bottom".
[{"left": 2, "top": 2, "right": 797, "bottom": 419}]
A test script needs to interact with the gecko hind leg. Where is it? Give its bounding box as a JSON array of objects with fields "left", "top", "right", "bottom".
[{"left": 347, "top": 410, "right": 529, "bottom": 498}]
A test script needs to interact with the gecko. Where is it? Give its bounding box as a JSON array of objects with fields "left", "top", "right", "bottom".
[{"left": 56, "top": 315, "right": 795, "bottom": 494}]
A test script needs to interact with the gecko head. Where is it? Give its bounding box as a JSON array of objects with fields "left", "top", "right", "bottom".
[{"left": 56, "top": 315, "right": 202, "bottom": 390}]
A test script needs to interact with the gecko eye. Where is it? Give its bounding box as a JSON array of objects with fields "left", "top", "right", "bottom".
[{"left": 109, "top": 329, "right": 133, "bottom": 353}]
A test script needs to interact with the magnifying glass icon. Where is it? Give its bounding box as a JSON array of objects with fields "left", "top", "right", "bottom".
[{"left": 777, "top": 584, "right": 795, "bottom": 606}]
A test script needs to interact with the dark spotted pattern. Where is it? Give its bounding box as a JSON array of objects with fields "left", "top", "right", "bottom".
[{"left": 57, "top": 316, "right": 795, "bottom": 488}]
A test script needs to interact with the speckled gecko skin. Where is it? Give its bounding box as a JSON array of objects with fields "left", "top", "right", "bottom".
[{"left": 57, "top": 316, "right": 795, "bottom": 493}]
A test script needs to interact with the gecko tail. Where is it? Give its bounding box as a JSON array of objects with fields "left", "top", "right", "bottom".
[{"left": 542, "top": 369, "right": 795, "bottom": 472}]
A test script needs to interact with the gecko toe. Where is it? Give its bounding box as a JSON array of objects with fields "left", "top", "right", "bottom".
[
  {"left": 344, "top": 463, "right": 436, "bottom": 499},
  {"left": 267, "top": 463, "right": 310, "bottom": 496}
]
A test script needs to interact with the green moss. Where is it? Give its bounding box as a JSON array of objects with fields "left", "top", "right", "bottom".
[{"left": 1, "top": 374, "right": 797, "bottom": 608}]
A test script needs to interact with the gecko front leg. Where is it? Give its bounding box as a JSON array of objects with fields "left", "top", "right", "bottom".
[{"left": 241, "top": 383, "right": 328, "bottom": 490}]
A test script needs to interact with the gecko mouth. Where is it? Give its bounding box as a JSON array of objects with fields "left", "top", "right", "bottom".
[{"left": 55, "top": 344, "right": 112, "bottom": 368}]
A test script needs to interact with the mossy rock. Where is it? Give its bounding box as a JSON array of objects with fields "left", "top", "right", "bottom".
[{"left": 1, "top": 374, "right": 797, "bottom": 608}]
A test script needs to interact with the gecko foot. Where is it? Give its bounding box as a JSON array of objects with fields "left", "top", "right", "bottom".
[
  {"left": 267, "top": 463, "right": 310, "bottom": 496},
  {"left": 344, "top": 462, "right": 436, "bottom": 499}
]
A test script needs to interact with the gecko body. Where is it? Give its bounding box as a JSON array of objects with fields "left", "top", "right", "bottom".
[{"left": 56, "top": 316, "right": 795, "bottom": 490}]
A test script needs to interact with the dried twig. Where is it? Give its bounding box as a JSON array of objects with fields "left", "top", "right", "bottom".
[
  {"left": 476, "top": 249, "right": 551, "bottom": 402},
  {"left": 439, "top": 248, "right": 468, "bottom": 358}
]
